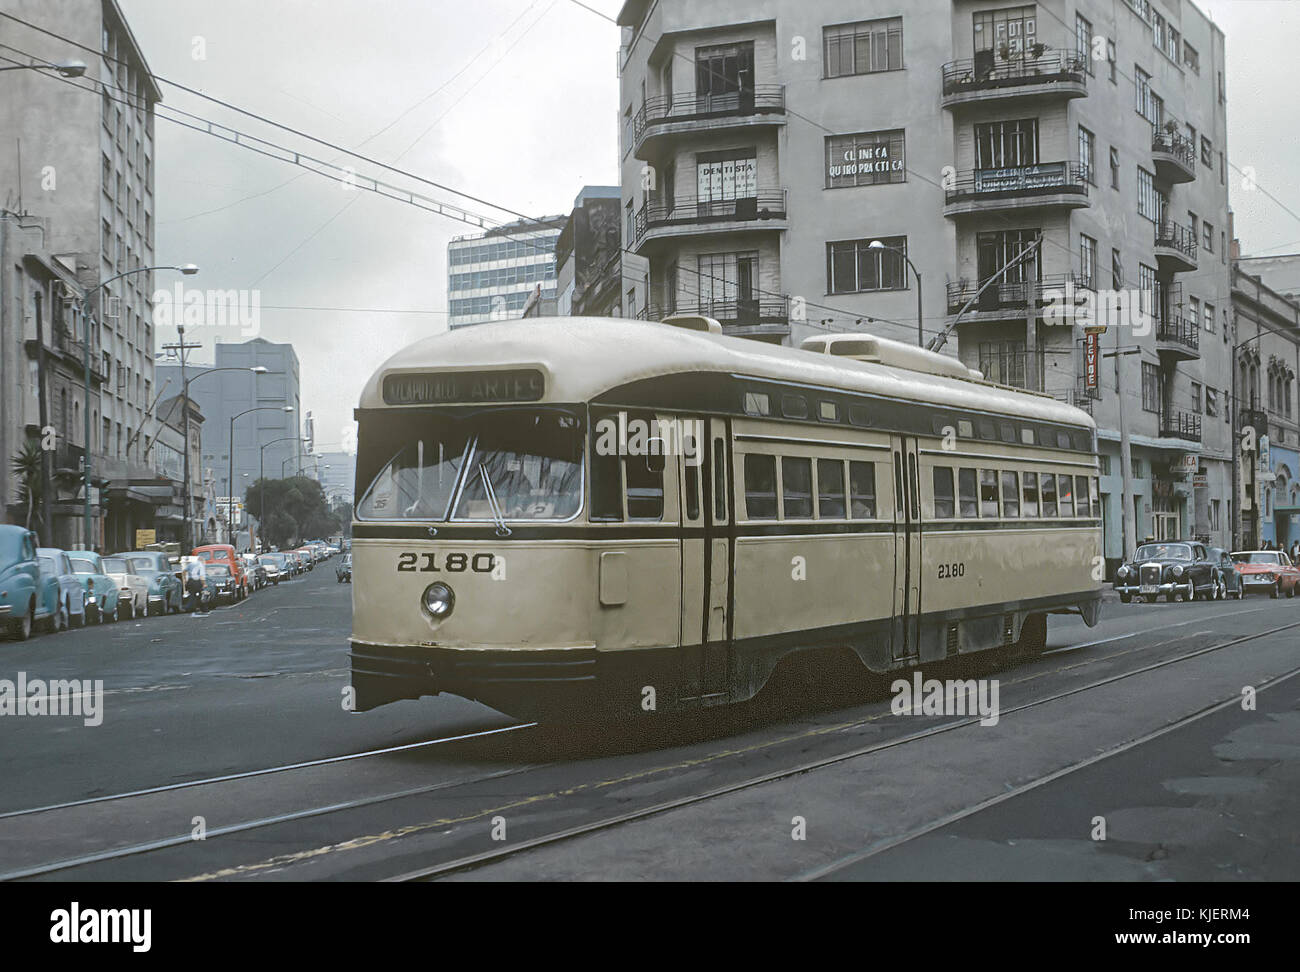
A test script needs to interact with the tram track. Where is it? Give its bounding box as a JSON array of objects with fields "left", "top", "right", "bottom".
[
  {"left": 5, "top": 607, "right": 1296, "bottom": 882},
  {"left": 386, "top": 616, "right": 1300, "bottom": 881}
]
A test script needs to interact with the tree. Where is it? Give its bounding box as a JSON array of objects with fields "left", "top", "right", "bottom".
[
  {"left": 11, "top": 440, "right": 44, "bottom": 540},
  {"left": 245, "top": 475, "right": 342, "bottom": 548}
]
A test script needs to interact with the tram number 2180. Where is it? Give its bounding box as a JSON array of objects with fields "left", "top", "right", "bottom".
[
  {"left": 937, "top": 562, "right": 966, "bottom": 579},
  {"left": 397, "top": 552, "right": 496, "bottom": 573}
]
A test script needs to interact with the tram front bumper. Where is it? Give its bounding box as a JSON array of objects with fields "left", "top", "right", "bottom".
[{"left": 349, "top": 641, "right": 602, "bottom": 715}]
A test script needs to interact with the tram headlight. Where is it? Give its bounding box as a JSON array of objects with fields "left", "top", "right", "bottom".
[{"left": 421, "top": 582, "right": 455, "bottom": 621}]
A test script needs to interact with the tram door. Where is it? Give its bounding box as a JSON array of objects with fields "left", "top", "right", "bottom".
[
  {"left": 699, "top": 418, "right": 732, "bottom": 699},
  {"left": 890, "top": 436, "right": 923, "bottom": 661}
]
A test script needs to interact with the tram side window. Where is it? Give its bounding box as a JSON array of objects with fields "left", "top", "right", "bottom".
[
  {"left": 1074, "top": 476, "right": 1090, "bottom": 520},
  {"left": 590, "top": 441, "right": 623, "bottom": 522},
  {"left": 1058, "top": 474, "right": 1074, "bottom": 517},
  {"left": 744, "top": 454, "right": 778, "bottom": 520},
  {"left": 1022, "top": 470, "right": 1040, "bottom": 516},
  {"left": 714, "top": 440, "right": 728, "bottom": 521},
  {"left": 979, "top": 469, "right": 999, "bottom": 517},
  {"left": 684, "top": 463, "right": 701, "bottom": 521},
  {"left": 1091, "top": 477, "right": 1101, "bottom": 517},
  {"left": 1001, "top": 471, "right": 1020, "bottom": 517},
  {"left": 1040, "top": 472, "right": 1059, "bottom": 516},
  {"left": 782, "top": 457, "right": 814, "bottom": 519},
  {"left": 849, "top": 461, "right": 877, "bottom": 518},
  {"left": 626, "top": 450, "right": 664, "bottom": 520},
  {"left": 817, "top": 459, "right": 847, "bottom": 519},
  {"left": 958, "top": 467, "right": 978, "bottom": 517},
  {"left": 933, "top": 466, "right": 955, "bottom": 519}
]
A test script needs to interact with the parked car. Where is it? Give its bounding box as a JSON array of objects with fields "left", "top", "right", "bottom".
[
  {"left": 1114, "top": 540, "right": 1218, "bottom": 603},
  {"left": 36, "top": 549, "right": 87, "bottom": 629},
  {"left": 0, "top": 525, "right": 44, "bottom": 640},
  {"left": 336, "top": 553, "right": 352, "bottom": 584},
  {"left": 192, "top": 544, "right": 250, "bottom": 600},
  {"left": 101, "top": 556, "right": 150, "bottom": 619},
  {"left": 204, "top": 563, "right": 240, "bottom": 604},
  {"left": 245, "top": 556, "right": 269, "bottom": 590},
  {"left": 66, "top": 551, "right": 123, "bottom": 623},
  {"left": 1230, "top": 550, "right": 1300, "bottom": 598},
  {"left": 257, "top": 553, "right": 286, "bottom": 584},
  {"left": 294, "top": 547, "right": 315, "bottom": 571},
  {"left": 1206, "top": 546, "right": 1244, "bottom": 600},
  {"left": 114, "top": 551, "right": 184, "bottom": 615}
]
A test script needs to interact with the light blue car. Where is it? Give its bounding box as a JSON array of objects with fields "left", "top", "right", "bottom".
[
  {"left": 36, "top": 548, "right": 87, "bottom": 631},
  {"left": 0, "top": 525, "right": 43, "bottom": 640},
  {"left": 67, "top": 551, "right": 123, "bottom": 624}
]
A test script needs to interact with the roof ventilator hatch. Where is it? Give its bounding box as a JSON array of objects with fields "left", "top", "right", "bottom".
[{"left": 800, "top": 333, "right": 983, "bottom": 381}]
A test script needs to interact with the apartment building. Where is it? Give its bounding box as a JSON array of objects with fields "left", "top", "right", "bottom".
[
  {"left": 617, "top": 0, "right": 1232, "bottom": 558},
  {"left": 0, "top": 0, "right": 163, "bottom": 550},
  {"left": 447, "top": 216, "right": 566, "bottom": 328}
]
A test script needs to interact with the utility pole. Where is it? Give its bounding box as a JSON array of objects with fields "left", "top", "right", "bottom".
[
  {"left": 1105, "top": 332, "right": 1142, "bottom": 561},
  {"left": 161, "top": 327, "right": 201, "bottom": 549}
]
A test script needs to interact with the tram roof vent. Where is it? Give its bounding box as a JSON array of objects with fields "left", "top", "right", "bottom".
[
  {"left": 659, "top": 314, "right": 722, "bottom": 334},
  {"left": 800, "top": 333, "right": 980, "bottom": 381}
]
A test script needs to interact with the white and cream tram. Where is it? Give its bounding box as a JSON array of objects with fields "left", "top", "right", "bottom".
[{"left": 349, "top": 316, "right": 1102, "bottom": 719}]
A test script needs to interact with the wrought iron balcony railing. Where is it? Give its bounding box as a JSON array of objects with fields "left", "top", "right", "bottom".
[
  {"left": 1159, "top": 409, "right": 1202, "bottom": 442},
  {"left": 634, "top": 191, "right": 787, "bottom": 243},
  {"left": 1152, "top": 127, "right": 1196, "bottom": 168},
  {"left": 1155, "top": 314, "right": 1200, "bottom": 352},
  {"left": 944, "top": 161, "right": 1089, "bottom": 206},
  {"left": 941, "top": 49, "right": 1087, "bottom": 96},
  {"left": 632, "top": 85, "right": 786, "bottom": 145},
  {"left": 1155, "top": 219, "right": 1197, "bottom": 261},
  {"left": 637, "top": 298, "right": 790, "bottom": 327},
  {"left": 945, "top": 272, "right": 1092, "bottom": 315}
]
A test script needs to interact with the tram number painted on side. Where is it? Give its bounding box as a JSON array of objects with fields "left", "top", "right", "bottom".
[
  {"left": 397, "top": 552, "right": 496, "bottom": 573},
  {"left": 937, "top": 562, "right": 966, "bottom": 579}
]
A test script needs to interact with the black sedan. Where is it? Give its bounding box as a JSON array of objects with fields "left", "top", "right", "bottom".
[
  {"left": 1207, "top": 546, "right": 1244, "bottom": 600},
  {"left": 1114, "top": 540, "right": 1218, "bottom": 603}
]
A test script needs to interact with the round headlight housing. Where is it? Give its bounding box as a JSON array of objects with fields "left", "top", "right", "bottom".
[
  {"left": 1117, "top": 565, "right": 1129, "bottom": 578},
  {"left": 421, "top": 582, "right": 455, "bottom": 621},
  {"left": 1172, "top": 565, "right": 1184, "bottom": 577}
]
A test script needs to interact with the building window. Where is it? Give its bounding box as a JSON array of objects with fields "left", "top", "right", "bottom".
[
  {"left": 1080, "top": 235, "right": 1097, "bottom": 289},
  {"left": 974, "top": 118, "right": 1039, "bottom": 168},
  {"left": 978, "top": 341, "right": 1027, "bottom": 388},
  {"left": 1108, "top": 39, "right": 1117, "bottom": 83},
  {"left": 625, "top": 200, "right": 634, "bottom": 244},
  {"left": 1192, "top": 381, "right": 1202, "bottom": 413},
  {"left": 696, "top": 148, "right": 757, "bottom": 202},
  {"left": 1188, "top": 211, "right": 1199, "bottom": 240},
  {"left": 1200, "top": 136, "right": 1213, "bottom": 166},
  {"left": 1109, "top": 146, "right": 1120, "bottom": 189},
  {"left": 1142, "top": 361, "right": 1160, "bottom": 413},
  {"left": 1112, "top": 248, "right": 1124, "bottom": 289},
  {"left": 1137, "top": 167, "right": 1160, "bottom": 221},
  {"left": 823, "top": 17, "right": 903, "bottom": 78},
  {"left": 698, "top": 251, "right": 759, "bottom": 316},
  {"left": 973, "top": 6, "right": 1036, "bottom": 58},
  {"left": 1184, "top": 41, "right": 1200, "bottom": 73},
  {"left": 1075, "top": 14, "right": 1093, "bottom": 74},
  {"left": 1204, "top": 302, "right": 1215, "bottom": 333},
  {"left": 1138, "top": 264, "right": 1158, "bottom": 317},
  {"left": 1206, "top": 388, "right": 1219, "bottom": 417},
  {"left": 1189, "top": 296, "right": 1200, "bottom": 330},
  {"left": 1135, "top": 66, "right": 1162, "bottom": 126},
  {"left": 827, "top": 237, "right": 908, "bottom": 293},
  {"left": 1204, "top": 222, "right": 1214, "bottom": 252},
  {"left": 825, "top": 130, "right": 906, "bottom": 188},
  {"left": 1078, "top": 126, "right": 1095, "bottom": 184}
]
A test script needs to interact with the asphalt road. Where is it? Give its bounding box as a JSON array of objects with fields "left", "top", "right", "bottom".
[{"left": 1, "top": 573, "right": 1297, "bottom": 881}]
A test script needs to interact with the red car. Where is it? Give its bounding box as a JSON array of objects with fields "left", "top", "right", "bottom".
[
  {"left": 1230, "top": 550, "right": 1300, "bottom": 598},
  {"left": 192, "top": 544, "right": 251, "bottom": 600}
]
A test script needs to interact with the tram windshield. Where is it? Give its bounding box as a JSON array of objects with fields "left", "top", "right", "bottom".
[{"left": 356, "top": 408, "right": 583, "bottom": 522}]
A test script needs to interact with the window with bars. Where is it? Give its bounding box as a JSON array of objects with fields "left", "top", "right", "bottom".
[
  {"left": 1142, "top": 362, "right": 1161, "bottom": 413},
  {"left": 978, "top": 341, "right": 1027, "bottom": 388},
  {"left": 1078, "top": 126, "right": 1095, "bottom": 184},
  {"left": 1137, "top": 167, "right": 1160, "bottom": 221},
  {"left": 1075, "top": 14, "right": 1093, "bottom": 74},
  {"left": 826, "top": 237, "right": 908, "bottom": 293},
  {"left": 975, "top": 119, "right": 1039, "bottom": 169},
  {"left": 973, "top": 6, "right": 1036, "bottom": 57},
  {"left": 824, "top": 18, "right": 903, "bottom": 78},
  {"left": 1080, "top": 235, "right": 1097, "bottom": 289},
  {"left": 1109, "top": 147, "right": 1120, "bottom": 189},
  {"left": 825, "top": 130, "right": 906, "bottom": 188},
  {"left": 1134, "top": 66, "right": 1161, "bottom": 126}
]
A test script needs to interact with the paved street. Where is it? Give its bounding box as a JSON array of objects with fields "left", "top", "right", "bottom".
[{"left": 2, "top": 577, "right": 1296, "bottom": 882}]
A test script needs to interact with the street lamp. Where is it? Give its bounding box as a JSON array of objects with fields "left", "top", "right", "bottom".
[
  {"left": 281, "top": 443, "right": 310, "bottom": 478},
  {"left": 257, "top": 435, "right": 305, "bottom": 542},
  {"left": 0, "top": 59, "right": 87, "bottom": 78},
  {"left": 80, "top": 264, "right": 197, "bottom": 549},
  {"left": 229, "top": 405, "right": 293, "bottom": 549},
  {"left": 177, "top": 358, "right": 270, "bottom": 548},
  {"left": 869, "top": 240, "right": 923, "bottom": 347}
]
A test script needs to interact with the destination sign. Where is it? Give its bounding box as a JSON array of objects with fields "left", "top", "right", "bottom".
[{"left": 382, "top": 369, "right": 544, "bottom": 406}]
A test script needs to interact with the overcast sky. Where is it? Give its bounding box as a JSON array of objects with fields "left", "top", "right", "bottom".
[{"left": 109, "top": 0, "right": 1300, "bottom": 456}]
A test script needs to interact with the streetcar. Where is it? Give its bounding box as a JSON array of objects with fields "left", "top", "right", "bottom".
[{"left": 349, "top": 315, "right": 1102, "bottom": 719}]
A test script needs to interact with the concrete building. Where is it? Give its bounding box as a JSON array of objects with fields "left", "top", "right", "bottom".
[
  {"left": 157, "top": 337, "right": 300, "bottom": 512},
  {"left": 1230, "top": 261, "right": 1300, "bottom": 551},
  {"left": 0, "top": 0, "right": 164, "bottom": 550},
  {"left": 556, "top": 185, "right": 626, "bottom": 318},
  {"left": 315, "top": 451, "right": 356, "bottom": 507},
  {"left": 617, "top": 0, "right": 1233, "bottom": 559},
  {"left": 447, "top": 216, "right": 566, "bottom": 327}
]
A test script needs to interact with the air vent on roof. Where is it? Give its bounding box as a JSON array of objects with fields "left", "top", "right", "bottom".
[
  {"left": 800, "top": 333, "right": 981, "bottom": 381},
  {"left": 660, "top": 314, "right": 722, "bottom": 333}
]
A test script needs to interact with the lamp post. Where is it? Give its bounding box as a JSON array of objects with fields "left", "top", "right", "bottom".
[
  {"left": 257, "top": 435, "right": 303, "bottom": 543},
  {"left": 868, "top": 240, "right": 923, "bottom": 347},
  {"left": 0, "top": 59, "right": 87, "bottom": 77},
  {"left": 177, "top": 360, "right": 269, "bottom": 549},
  {"left": 281, "top": 444, "right": 309, "bottom": 478},
  {"left": 229, "top": 405, "right": 293, "bottom": 551},
  {"left": 80, "top": 264, "right": 197, "bottom": 550}
]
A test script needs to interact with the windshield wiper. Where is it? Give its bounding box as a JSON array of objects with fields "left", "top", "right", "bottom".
[{"left": 478, "top": 462, "right": 512, "bottom": 537}]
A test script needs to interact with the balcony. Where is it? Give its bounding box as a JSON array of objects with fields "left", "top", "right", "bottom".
[
  {"left": 941, "top": 49, "right": 1088, "bottom": 110},
  {"left": 1155, "top": 314, "right": 1201, "bottom": 362},
  {"left": 1052, "top": 383, "right": 1101, "bottom": 416},
  {"left": 637, "top": 298, "right": 790, "bottom": 342},
  {"left": 1159, "top": 409, "right": 1202, "bottom": 443},
  {"left": 1151, "top": 127, "right": 1196, "bottom": 184},
  {"left": 632, "top": 85, "right": 786, "bottom": 160},
  {"left": 945, "top": 273, "right": 1092, "bottom": 323},
  {"left": 633, "top": 191, "right": 787, "bottom": 253},
  {"left": 52, "top": 443, "right": 86, "bottom": 479},
  {"left": 1154, "top": 220, "right": 1198, "bottom": 273},
  {"left": 943, "top": 162, "right": 1089, "bottom": 218}
]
